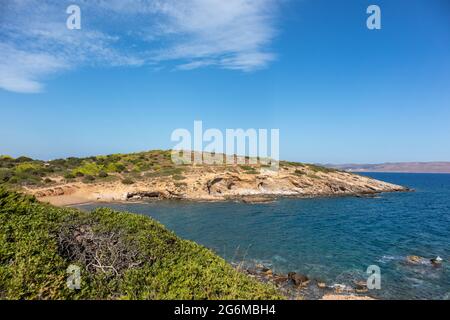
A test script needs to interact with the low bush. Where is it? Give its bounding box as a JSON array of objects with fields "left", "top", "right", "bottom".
[
  {"left": 64, "top": 173, "right": 76, "bottom": 180},
  {"left": 121, "top": 178, "right": 134, "bottom": 185},
  {"left": 82, "top": 175, "right": 96, "bottom": 183},
  {"left": 307, "top": 164, "right": 335, "bottom": 173},
  {"left": 98, "top": 171, "right": 108, "bottom": 178},
  {"left": 294, "top": 169, "right": 306, "bottom": 176},
  {"left": 0, "top": 188, "right": 281, "bottom": 300},
  {"left": 240, "top": 165, "right": 258, "bottom": 174}
]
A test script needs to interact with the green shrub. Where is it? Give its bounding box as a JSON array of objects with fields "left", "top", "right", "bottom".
[
  {"left": 14, "top": 163, "right": 41, "bottom": 174},
  {"left": 174, "top": 182, "right": 187, "bottom": 188},
  {"left": 307, "top": 164, "right": 335, "bottom": 173},
  {"left": 14, "top": 156, "right": 33, "bottom": 163},
  {"left": 49, "top": 159, "right": 67, "bottom": 167},
  {"left": 122, "top": 178, "right": 134, "bottom": 185},
  {"left": 74, "top": 162, "right": 103, "bottom": 176},
  {"left": 8, "top": 177, "right": 18, "bottom": 184},
  {"left": 0, "top": 169, "right": 13, "bottom": 183},
  {"left": 66, "top": 157, "right": 83, "bottom": 167},
  {"left": 280, "top": 161, "right": 304, "bottom": 167},
  {"left": 105, "top": 163, "right": 126, "bottom": 173},
  {"left": 0, "top": 188, "right": 281, "bottom": 300},
  {"left": 64, "top": 173, "right": 75, "bottom": 179},
  {"left": 98, "top": 171, "right": 108, "bottom": 178},
  {"left": 82, "top": 175, "right": 96, "bottom": 183},
  {"left": 240, "top": 165, "right": 258, "bottom": 174}
]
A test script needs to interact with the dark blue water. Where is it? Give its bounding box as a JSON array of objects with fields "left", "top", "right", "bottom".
[{"left": 77, "top": 173, "right": 450, "bottom": 300}]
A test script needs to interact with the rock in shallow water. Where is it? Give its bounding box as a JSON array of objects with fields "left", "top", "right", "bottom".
[
  {"left": 288, "top": 272, "right": 309, "bottom": 287},
  {"left": 430, "top": 256, "right": 443, "bottom": 266},
  {"left": 407, "top": 255, "right": 425, "bottom": 264}
]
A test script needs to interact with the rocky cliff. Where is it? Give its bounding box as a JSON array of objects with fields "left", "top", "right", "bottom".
[{"left": 29, "top": 160, "right": 409, "bottom": 205}]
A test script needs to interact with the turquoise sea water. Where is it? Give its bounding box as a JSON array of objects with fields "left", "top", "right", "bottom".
[{"left": 77, "top": 173, "right": 450, "bottom": 299}]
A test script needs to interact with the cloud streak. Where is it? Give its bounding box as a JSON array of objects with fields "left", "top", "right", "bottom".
[
  {"left": 0, "top": 43, "right": 68, "bottom": 93},
  {"left": 0, "top": 0, "right": 282, "bottom": 93}
]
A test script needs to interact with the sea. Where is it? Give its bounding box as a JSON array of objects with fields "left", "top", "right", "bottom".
[{"left": 76, "top": 173, "right": 450, "bottom": 300}]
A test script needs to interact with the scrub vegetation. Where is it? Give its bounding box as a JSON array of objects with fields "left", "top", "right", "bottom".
[
  {"left": 0, "top": 187, "right": 281, "bottom": 300},
  {"left": 0, "top": 151, "right": 337, "bottom": 189}
]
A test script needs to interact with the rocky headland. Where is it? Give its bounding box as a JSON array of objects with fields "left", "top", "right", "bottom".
[
  {"left": 30, "top": 160, "right": 408, "bottom": 206},
  {"left": 0, "top": 150, "right": 409, "bottom": 206}
]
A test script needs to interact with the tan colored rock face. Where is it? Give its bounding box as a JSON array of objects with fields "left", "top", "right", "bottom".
[{"left": 29, "top": 162, "right": 409, "bottom": 206}]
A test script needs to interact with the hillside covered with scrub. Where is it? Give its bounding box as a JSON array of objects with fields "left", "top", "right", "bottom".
[
  {"left": 0, "top": 188, "right": 281, "bottom": 299},
  {"left": 0, "top": 150, "right": 179, "bottom": 188},
  {"left": 0, "top": 150, "right": 407, "bottom": 205}
]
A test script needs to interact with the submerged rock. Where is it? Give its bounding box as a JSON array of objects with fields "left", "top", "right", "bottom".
[
  {"left": 239, "top": 265, "right": 376, "bottom": 300},
  {"left": 407, "top": 255, "right": 425, "bottom": 264},
  {"left": 406, "top": 255, "right": 444, "bottom": 267}
]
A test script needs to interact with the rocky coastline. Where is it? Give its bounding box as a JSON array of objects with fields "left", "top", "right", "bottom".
[
  {"left": 235, "top": 263, "right": 374, "bottom": 300},
  {"left": 29, "top": 162, "right": 410, "bottom": 206},
  {"left": 236, "top": 254, "right": 445, "bottom": 300}
]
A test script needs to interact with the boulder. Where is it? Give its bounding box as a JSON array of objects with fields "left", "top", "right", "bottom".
[
  {"left": 407, "top": 255, "right": 424, "bottom": 264},
  {"left": 255, "top": 264, "right": 270, "bottom": 272},
  {"left": 264, "top": 269, "right": 273, "bottom": 276},
  {"left": 430, "top": 256, "right": 443, "bottom": 266},
  {"left": 354, "top": 281, "right": 368, "bottom": 293},
  {"left": 288, "top": 272, "right": 309, "bottom": 286},
  {"left": 273, "top": 275, "right": 289, "bottom": 284}
]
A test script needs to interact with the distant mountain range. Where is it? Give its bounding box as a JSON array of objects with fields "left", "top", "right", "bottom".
[{"left": 324, "top": 162, "right": 450, "bottom": 174}]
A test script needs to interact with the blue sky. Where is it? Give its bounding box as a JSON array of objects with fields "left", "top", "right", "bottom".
[{"left": 1, "top": 0, "right": 449, "bottom": 163}]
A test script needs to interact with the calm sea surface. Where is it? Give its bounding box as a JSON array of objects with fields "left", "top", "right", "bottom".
[{"left": 77, "top": 173, "right": 450, "bottom": 299}]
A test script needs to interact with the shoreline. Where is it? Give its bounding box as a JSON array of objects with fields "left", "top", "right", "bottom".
[
  {"left": 39, "top": 188, "right": 412, "bottom": 208},
  {"left": 237, "top": 263, "right": 377, "bottom": 300},
  {"left": 24, "top": 158, "right": 410, "bottom": 207}
]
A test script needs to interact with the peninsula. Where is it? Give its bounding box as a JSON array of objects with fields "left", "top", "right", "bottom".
[{"left": 0, "top": 150, "right": 408, "bottom": 206}]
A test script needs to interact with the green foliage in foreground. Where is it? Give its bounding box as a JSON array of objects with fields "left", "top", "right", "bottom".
[{"left": 0, "top": 188, "right": 281, "bottom": 300}]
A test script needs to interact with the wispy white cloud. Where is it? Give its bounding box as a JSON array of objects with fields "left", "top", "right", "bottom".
[
  {"left": 0, "top": 0, "right": 282, "bottom": 93},
  {"left": 176, "top": 60, "right": 217, "bottom": 71},
  {"left": 0, "top": 43, "right": 68, "bottom": 93}
]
